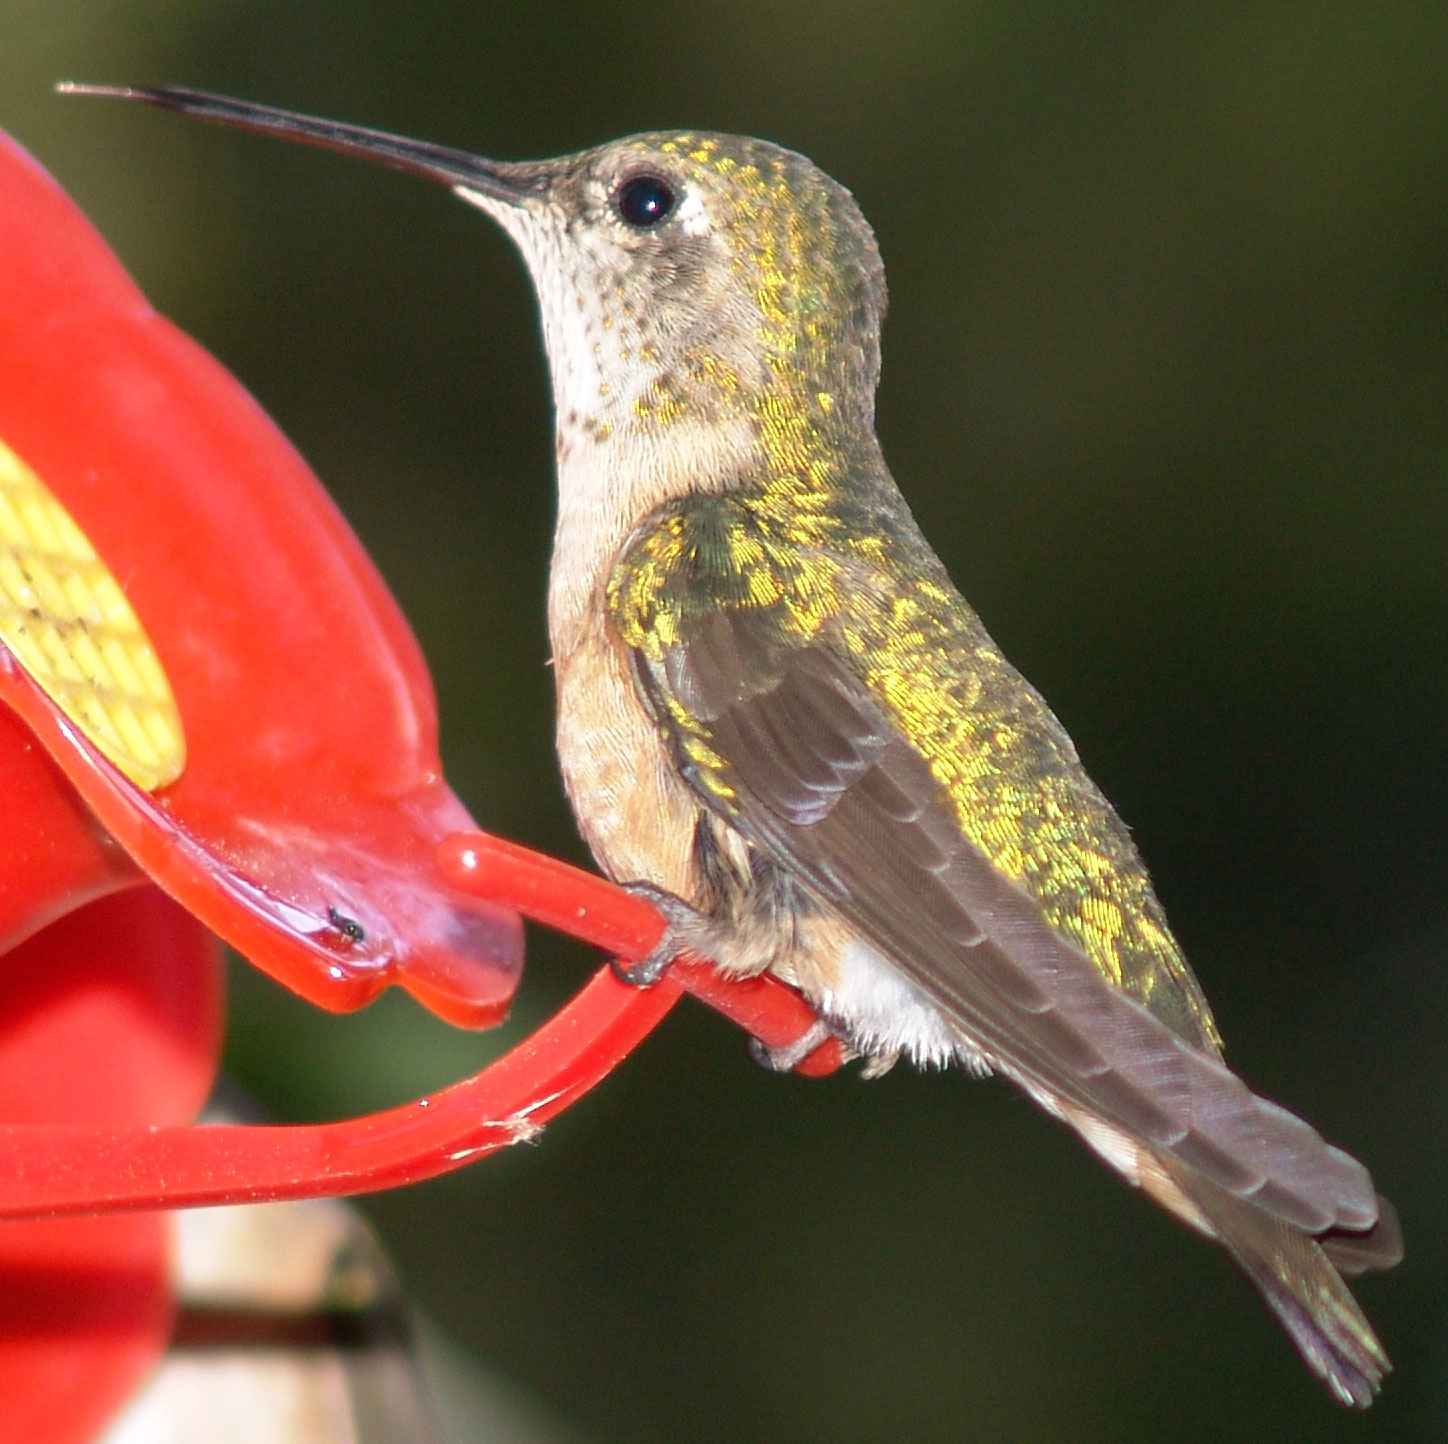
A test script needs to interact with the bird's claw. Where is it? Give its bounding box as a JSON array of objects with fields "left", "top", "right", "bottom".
[{"left": 611, "top": 945, "right": 674, "bottom": 987}]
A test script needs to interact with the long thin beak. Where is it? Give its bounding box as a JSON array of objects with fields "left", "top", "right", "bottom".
[{"left": 57, "top": 84, "right": 541, "bottom": 206}]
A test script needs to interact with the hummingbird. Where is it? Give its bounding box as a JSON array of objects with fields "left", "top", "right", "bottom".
[{"left": 66, "top": 84, "right": 1402, "bottom": 1405}]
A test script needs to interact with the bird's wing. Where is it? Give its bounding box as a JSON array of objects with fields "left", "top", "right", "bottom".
[{"left": 611, "top": 510, "right": 1378, "bottom": 1238}]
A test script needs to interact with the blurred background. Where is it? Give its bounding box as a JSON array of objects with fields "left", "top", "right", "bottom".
[{"left": 5, "top": 3, "right": 1446, "bottom": 1439}]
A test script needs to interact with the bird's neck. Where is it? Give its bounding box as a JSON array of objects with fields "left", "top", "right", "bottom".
[{"left": 543, "top": 335, "right": 877, "bottom": 662}]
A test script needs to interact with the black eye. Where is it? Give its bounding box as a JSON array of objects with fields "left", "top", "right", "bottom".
[{"left": 615, "top": 173, "right": 677, "bottom": 228}]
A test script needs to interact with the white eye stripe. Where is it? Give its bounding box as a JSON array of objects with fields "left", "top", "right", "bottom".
[{"left": 672, "top": 186, "right": 711, "bottom": 237}]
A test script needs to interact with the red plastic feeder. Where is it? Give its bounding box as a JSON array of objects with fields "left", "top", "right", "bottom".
[{"left": 0, "top": 125, "right": 839, "bottom": 1443}]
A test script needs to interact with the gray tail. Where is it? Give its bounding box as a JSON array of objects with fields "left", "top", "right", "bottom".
[{"left": 1167, "top": 1161, "right": 1398, "bottom": 1407}]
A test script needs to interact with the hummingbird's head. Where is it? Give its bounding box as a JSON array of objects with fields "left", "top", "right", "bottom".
[
  {"left": 62, "top": 88, "right": 887, "bottom": 487},
  {"left": 450, "top": 131, "right": 888, "bottom": 444}
]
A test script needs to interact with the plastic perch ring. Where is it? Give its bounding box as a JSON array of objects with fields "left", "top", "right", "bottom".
[{"left": 0, "top": 829, "right": 843, "bottom": 1220}]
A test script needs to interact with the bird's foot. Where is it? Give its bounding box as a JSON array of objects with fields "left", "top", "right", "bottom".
[
  {"left": 611, "top": 882, "right": 709, "bottom": 986},
  {"left": 747, "top": 1018, "right": 841, "bottom": 1073}
]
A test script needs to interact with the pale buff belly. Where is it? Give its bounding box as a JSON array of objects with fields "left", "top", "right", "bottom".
[{"left": 552, "top": 628, "right": 704, "bottom": 903}]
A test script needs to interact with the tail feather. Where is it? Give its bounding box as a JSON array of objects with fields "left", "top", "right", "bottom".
[{"left": 1167, "top": 1160, "right": 1392, "bottom": 1407}]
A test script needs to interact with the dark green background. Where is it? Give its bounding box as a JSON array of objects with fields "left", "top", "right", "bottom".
[{"left": 7, "top": 4, "right": 1446, "bottom": 1439}]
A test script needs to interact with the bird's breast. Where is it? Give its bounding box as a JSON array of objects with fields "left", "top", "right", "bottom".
[{"left": 551, "top": 607, "right": 704, "bottom": 902}]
